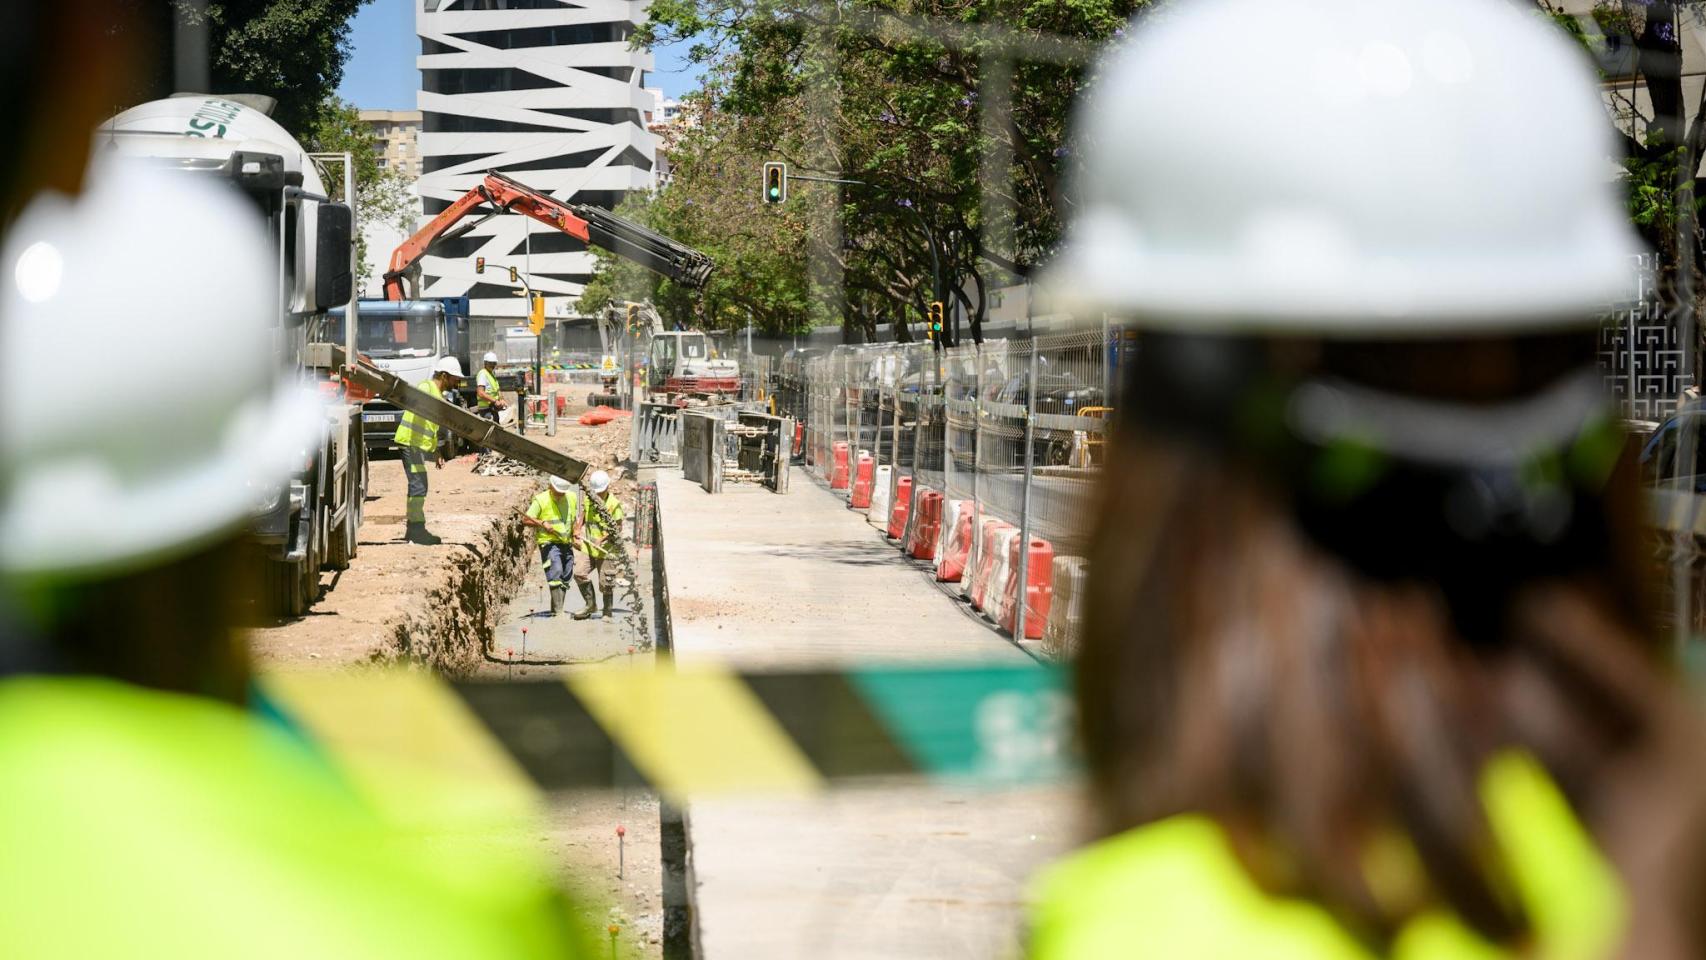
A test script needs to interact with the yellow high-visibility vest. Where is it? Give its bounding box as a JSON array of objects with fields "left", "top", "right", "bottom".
[
  {"left": 582, "top": 493, "right": 625, "bottom": 559},
  {"left": 393, "top": 379, "right": 442, "bottom": 452},
  {"left": 476, "top": 369, "right": 501, "bottom": 410},
  {"left": 1027, "top": 753, "right": 1623, "bottom": 960},
  {"left": 525, "top": 490, "right": 580, "bottom": 546}
]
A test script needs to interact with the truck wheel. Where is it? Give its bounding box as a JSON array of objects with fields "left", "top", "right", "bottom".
[
  {"left": 270, "top": 557, "right": 307, "bottom": 619},
  {"left": 298, "top": 505, "right": 322, "bottom": 609}
]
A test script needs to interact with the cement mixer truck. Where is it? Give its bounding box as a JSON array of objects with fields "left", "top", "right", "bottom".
[{"left": 97, "top": 94, "right": 366, "bottom": 617}]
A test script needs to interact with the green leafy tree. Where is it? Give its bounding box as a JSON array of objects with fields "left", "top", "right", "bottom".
[
  {"left": 124, "top": 0, "right": 372, "bottom": 136},
  {"left": 307, "top": 98, "right": 420, "bottom": 280},
  {"left": 624, "top": 0, "right": 1140, "bottom": 340}
]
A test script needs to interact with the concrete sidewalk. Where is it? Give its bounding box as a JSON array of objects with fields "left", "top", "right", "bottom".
[{"left": 655, "top": 467, "right": 1075, "bottom": 958}]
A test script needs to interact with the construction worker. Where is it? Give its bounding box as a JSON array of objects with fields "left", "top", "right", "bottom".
[
  {"left": 393, "top": 356, "right": 465, "bottom": 545},
  {"left": 573, "top": 470, "right": 624, "bottom": 620},
  {"left": 521, "top": 476, "right": 581, "bottom": 617},
  {"left": 0, "top": 146, "right": 593, "bottom": 958},
  {"left": 475, "top": 350, "right": 505, "bottom": 424},
  {"left": 1029, "top": 0, "right": 1706, "bottom": 957}
]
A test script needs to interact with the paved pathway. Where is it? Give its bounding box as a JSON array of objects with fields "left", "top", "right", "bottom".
[{"left": 655, "top": 467, "right": 1075, "bottom": 959}]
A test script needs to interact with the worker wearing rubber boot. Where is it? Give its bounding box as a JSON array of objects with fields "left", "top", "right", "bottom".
[
  {"left": 522, "top": 476, "right": 582, "bottom": 617},
  {"left": 572, "top": 470, "right": 624, "bottom": 620},
  {"left": 0, "top": 145, "right": 594, "bottom": 958},
  {"left": 1026, "top": 1, "right": 1706, "bottom": 958},
  {"left": 393, "top": 356, "right": 464, "bottom": 545}
]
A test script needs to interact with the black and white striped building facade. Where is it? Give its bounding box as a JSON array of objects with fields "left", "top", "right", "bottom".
[{"left": 417, "top": 0, "right": 657, "bottom": 318}]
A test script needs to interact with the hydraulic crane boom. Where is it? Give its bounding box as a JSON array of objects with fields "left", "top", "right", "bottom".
[{"left": 383, "top": 170, "right": 715, "bottom": 300}]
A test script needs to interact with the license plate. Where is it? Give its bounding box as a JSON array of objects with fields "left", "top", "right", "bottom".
[{"left": 365, "top": 413, "right": 399, "bottom": 425}]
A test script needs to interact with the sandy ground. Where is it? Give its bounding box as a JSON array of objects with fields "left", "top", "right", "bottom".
[{"left": 248, "top": 398, "right": 662, "bottom": 958}]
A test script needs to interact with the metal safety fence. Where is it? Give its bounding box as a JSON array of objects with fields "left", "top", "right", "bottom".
[{"left": 781, "top": 332, "right": 1116, "bottom": 660}]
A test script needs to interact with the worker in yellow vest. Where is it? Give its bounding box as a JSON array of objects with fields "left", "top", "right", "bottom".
[
  {"left": 393, "top": 356, "right": 465, "bottom": 545},
  {"left": 521, "top": 476, "right": 582, "bottom": 617},
  {"left": 574, "top": 470, "right": 625, "bottom": 620},
  {"left": 475, "top": 351, "right": 506, "bottom": 423},
  {"left": 0, "top": 150, "right": 593, "bottom": 959},
  {"left": 1029, "top": 0, "right": 1706, "bottom": 957}
]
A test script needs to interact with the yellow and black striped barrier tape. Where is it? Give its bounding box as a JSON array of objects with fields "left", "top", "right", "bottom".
[{"left": 262, "top": 662, "right": 1075, "bottom": 803}]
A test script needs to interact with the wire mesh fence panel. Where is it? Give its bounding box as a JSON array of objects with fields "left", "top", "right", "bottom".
[{"left": 1022, "top": 331, "right": 1109, "bottom": 562}]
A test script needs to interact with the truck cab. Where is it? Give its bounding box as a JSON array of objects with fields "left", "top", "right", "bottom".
[{"left": 326, "top": 297, "right": 471, "bottom": 450}]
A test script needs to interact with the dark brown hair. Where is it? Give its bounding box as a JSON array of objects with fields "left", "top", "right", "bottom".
[{"left": 1077, "top": 334, "right": 1704, "bottom": 951}]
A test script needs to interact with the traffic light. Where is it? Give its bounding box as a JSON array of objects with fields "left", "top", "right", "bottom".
[
  {"left": 927, "top": 301, "right": 945, "bottom": 340},
  {"left": 475, "top": 256, "right": 485, "bottom": 274},
  {"left": 626, "top": 303, "right": 639, "bottom": 329},
  {"left": 529, "top": 294, "right": 546, "bottom": 335},
  {"left": 762, "top": 162, "right": 787, "bottom": 204},
  {"left": 508, "top": 265, "right": 519, "bottom": 283}
]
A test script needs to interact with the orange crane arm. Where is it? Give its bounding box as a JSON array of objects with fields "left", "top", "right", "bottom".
[{"left": 383, "top": 170, "right": 712, "bottom": 301}]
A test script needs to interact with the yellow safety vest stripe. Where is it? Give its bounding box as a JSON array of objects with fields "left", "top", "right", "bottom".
[
  {"left": 393, "top": 379, "right": 443, "bottom": 452},
  {"left": 1026, "top": 752, "right": 1623, "bottom": 960}
]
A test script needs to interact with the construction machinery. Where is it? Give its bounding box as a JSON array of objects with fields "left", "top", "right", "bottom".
[
  {"left": 100, "top": 94, "right": 366, "bottom": 617},
  {"left": 383, "top": 170, "right": 715, "bottom": 301}
]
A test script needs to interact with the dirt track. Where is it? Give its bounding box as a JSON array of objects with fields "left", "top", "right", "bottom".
[{"left": 248, "top": 405, "right": 636, "bottom": 671}]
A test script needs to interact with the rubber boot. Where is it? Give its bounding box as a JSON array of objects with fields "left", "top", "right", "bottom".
[
  {"left": 571, "top": 581, "right": 598, "bottom": 620},
  {"left": 404, "top": 521, "right": 443, "bottom": 546},
  {"left": 548, "top": 585, "right": 566, "bottom": 617},
  {"left": 602, "top": 588, "right": 615, "bottom": 619}
]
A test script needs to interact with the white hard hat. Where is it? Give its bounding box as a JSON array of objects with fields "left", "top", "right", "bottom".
[
  {"left": 549, "top": 476, "right": 572, "bottom": 494},
  {"left": 0, "top": 156, "right": 322, "bottom": 580},
  {"left": 587, "top": 470, "right": 611, "bottom": 494},
  {"left": 1049, "top": 0, "right": 1638, "bottom": 335},
  {"left": 483, "top": 351, "right": 498, "bottom": 363},
  {"left": 435, "top": 356, "right": 465, "bottom": 378}
]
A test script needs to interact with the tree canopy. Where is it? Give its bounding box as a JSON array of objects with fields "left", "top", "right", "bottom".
[{"left": 586, "top": 0, "right": 1141, "bottom": 340}]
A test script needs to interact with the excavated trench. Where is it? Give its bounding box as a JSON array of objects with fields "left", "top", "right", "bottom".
[{"left": 370, "top": 489, "right": 536, "bottom": 676}]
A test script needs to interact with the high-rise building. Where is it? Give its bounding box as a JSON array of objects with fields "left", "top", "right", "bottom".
[
  {"left": 359, "top": 109, "right": 424, "bottom": 178},
  {"left": 416, "top": 0, "right": 658, "bottom": 318}
]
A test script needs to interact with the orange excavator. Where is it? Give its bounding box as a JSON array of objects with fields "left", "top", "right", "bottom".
[{"left": 383, "top": 170, "right": 715, "bottom": 300}]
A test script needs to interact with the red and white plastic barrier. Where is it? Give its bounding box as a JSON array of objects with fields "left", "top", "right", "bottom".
[
  {"left": 1000, "top": 536, "right": 1055, "bottom": 640},
  {"left": 830, "top": 441, "right": 850, "bottom": 490},
  {"left": 849, "top": 452, "right": 874, "bottom": 509},
  {"left": 886, "top": 476, "right": 914, "bottom": 540},
  {"left": 970, "top": 519, "right": 1016, "bottom": 612},
  {"left": 936, "top": 500, "right": 973, "bottom": 582},
  {"left": 869, "top": 465, "right": 892, "bottom": 526},
  {"left": 1043, "top": 555, "right": 1089, "bottom": 658},
  {"left": 908, "top": 490, "right": 943, "bottom": 561}
]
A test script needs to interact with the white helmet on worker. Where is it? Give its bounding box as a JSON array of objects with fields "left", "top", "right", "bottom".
[
  {"left": 0, "top": 156, "right": 321, "bottom": 580},
  {"left": 434, "top": 356, "right": 465, "bottom": 378},
  {"left": 548, "top": 476, "right": 573, "bottom": 494},
  {"left": 1049, "top": 0, "right": 1637, "bottom": 334},
  {"left": 587, "top": 470, "right": 611, "bottom": 494},
  {"left": 483, "top": 351, "right": 498, "bottom": 364}
]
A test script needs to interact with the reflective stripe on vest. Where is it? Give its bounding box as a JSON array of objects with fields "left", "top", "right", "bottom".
[
  {"left": 393, "top": 379, "right": 442, "bottom": 452},
  {"left": 1026, "top": 752, "right": 1624, "bottom": 960}
]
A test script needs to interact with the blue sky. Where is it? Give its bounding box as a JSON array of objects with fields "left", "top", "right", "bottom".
[{"left": 336, "top": 0, "right": 709, "bottom": 109}]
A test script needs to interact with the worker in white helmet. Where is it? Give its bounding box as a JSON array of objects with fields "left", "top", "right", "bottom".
[
  {"left": 393, "top": 355, "right": 464, "bottom": 545},
  {"left": 1028, "top": 0, "right": 1706, "bottom": 957},
  {"left": 0, "top": 152, "right": 595, "bottom": 957},
  {"left": 521, "top": 475, "right": 582, "bottom": 616},
  {"left": 475, "top": 350, "right": 506, "bottom": 424},
  {"left": 572, "top": 470, "right": 624, "bottom": 620}
]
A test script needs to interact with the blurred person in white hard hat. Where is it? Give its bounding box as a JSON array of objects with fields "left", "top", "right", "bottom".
[
  {"left": 573, "top": 470, "right": 625, "bottom": 620},
  {"left": 1027, "top": 0, "right": 1706, "bottom": 957},
  {"left": 522, "top": 475, "right": 582, "bottom": 617},
  {"left": 0, "top": 137, "right": 597, "bottom": 957},
  {"left": 392, "top": 355, "right": 465, "bottom": 545}
]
